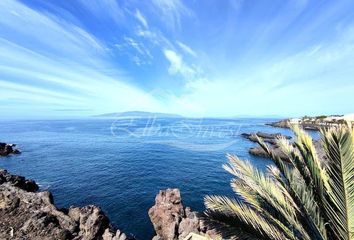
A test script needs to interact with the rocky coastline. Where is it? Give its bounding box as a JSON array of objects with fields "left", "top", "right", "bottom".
[
  {"left": 0, "top": 169, "right": 132, "bottom": 240},
  {"left": 0, "top": 168, "right": 219, "bottom": 240},
  {"left": 266, "top": 114, "right": 354, "bottom": 131}
]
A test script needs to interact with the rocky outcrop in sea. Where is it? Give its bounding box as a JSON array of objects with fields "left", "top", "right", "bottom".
[
  {"left": 242, "top": 131, "right": 326, "bottom": 163},
  {"left": 0, "top": 169, "right": 132, "bottom": 240},
  {"left": 0, "top": 142, "right": 21, "bottom": 156},
  {"left": 241, "top": 131, "right": 291, "bottom": 160},
  {"left": 241, "top": 132, "right": 291, "bottom": 145}
]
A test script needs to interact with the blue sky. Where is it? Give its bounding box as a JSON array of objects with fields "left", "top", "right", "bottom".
[{"left": 1, "top": 0, "right": 354, "bottom": 119}]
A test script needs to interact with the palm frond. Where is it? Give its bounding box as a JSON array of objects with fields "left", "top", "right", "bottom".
[
  {"left": 203, "top": 209, "right": 265, "bottom": 240},
  {"left": 257, "top": 135, "right": 327, "bottom": 239},
  {"left": 224, "top": 155, "right": 312, "bottom": 240},
  {"left": 204, "top": 195, "right": 290, "bottom": 240},
  {"left": 321, "top": 126, "right": 354, "bottom": 240},
  {"left": 275, "top": 136, "right": 328, "bottom": 239},
  {"left": 204, "top": 124, "right": 354, "bottom": 240},
  {"left": 292, "top": 125, "right": 330, "bottom": 200}
]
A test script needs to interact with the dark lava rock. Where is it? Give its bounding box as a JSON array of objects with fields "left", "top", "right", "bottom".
[
  {"left": 241, "top": 132, "right": 291, "bottom": 145},
  {"left": 0, "top": 169, "right": 38, "bottom": 192},
  {"left": 241, "top": 132, "right": 292, "bottom": 160},
  {"left": 0, "top": 142, "right": 21, "bottom": 156},
  {"left": 249, "top": 146, "right": 288, "bottom": 160},
  {"left": 0, "top": 169, "right": 131, "bottom": 240},
  {"left": 248, "top": 140, "right": 326, "bottom": 163},
  {"left": 149, "top": 188, "right": 219, "bottom": 240},
  {"left": 254, "top": 132, "right": 291, "bottom": 140}
]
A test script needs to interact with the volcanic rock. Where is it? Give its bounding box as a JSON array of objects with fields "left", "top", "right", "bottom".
[
  {"left": 0, "top": 143, "right": 21, "bottom": 156},
  {"left": 149, "top": 188, "right": 219, "bottom": 240},
  {"left": 0, "top": 169, "right": 132, "bottom": 240},
  {"left": 241, "top": 132, "right": 291, "bottom": 145}
]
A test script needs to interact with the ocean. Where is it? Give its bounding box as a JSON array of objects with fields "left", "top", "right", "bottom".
[{"left": 0, "top": 117, "right": 296, "bottom": 239}]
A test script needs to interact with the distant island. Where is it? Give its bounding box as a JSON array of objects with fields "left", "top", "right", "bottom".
[{"left": 93, "top": 111, "right": 183, "bottom": 119}]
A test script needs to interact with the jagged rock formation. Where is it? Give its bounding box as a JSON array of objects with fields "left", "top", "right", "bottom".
[
  {"left": 249, "top": 146, "right": 288, "bottom": 160},
  {"left": 148, "top": 188, "right": 219, "bottom": 240},
  {"left": 0, "top": 169, "right": 131, "bottom": 240},
  {"left": 241, "top": 132, "right": 290, "bottom": 160},
  {"left": 242, "top": 132, "right": 326, "bottom": 163},
  {"left": 0, "top": 143, "right": 21, "bottom": 156},
  {"left": 241, "top": 132, "right": 291, "bottom": 145},
  {"left": 0, "top": 169, "right": 38, "bottom": 192}
]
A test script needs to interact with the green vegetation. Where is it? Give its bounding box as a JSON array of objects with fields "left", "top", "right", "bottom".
[{"left": 204, "top": 125, "right": 354, "bottom": 240}]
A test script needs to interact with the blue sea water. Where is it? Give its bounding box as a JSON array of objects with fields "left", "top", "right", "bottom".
[{"left": 0, "top": 117, "right": 296, "bottom": 239}]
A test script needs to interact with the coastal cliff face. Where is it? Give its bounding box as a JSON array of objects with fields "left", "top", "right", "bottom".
[{"left": 0, "top": 169, "right": 130, "bottom": 240}]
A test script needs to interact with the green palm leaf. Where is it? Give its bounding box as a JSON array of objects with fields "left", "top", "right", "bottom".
[
  {"left": 321, "top": 127, "right": 354, "bottom": 240},
  {"left": 204, "top": 124, "right": 354, "bottom": 240}
]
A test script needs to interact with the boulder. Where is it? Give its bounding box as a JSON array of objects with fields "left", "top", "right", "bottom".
[
  {"left": 249, "top": 146, "right": 288, "bottom": 160},
  {"left": 178, "top": 208, "right": 200, "bottom": 240},
  {"left": 0, "top": 142, "right": 21, "bottom": 156},
  {"left": 149, "top": 189, "right": 220, "bottom": 240}
]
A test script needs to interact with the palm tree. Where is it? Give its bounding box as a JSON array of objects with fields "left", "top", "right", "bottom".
[{"left": 204, "top": 125, "right": 354, "bottom": 240}]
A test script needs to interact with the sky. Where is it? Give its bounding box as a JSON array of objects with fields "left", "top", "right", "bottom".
[{"left": 0, "top": 0, "right": 354, "bottom": 119}]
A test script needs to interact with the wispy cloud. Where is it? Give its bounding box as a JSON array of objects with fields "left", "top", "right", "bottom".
[
  {"left": 256, "top": 25, "right": 354, "bottom": 92},
  {"left": 115, "top": 36, "right": 153, "bottom": 65},
  {"left": 1, "top": 0, "right": 354, "bottom": 118},
  {"left": 78, "top": 0, "right": 124, "bottom": 24},
  {"left": 134, "top": 9, "right": 148, "bottom": 28},
  {"left": 163, "top": 49, "right": 197, "bottom": 79},
  {"left": 163, "top": 23, "right": 354, "bottom": 117},
  {"left": 0, "top": 0, "right": 106, "bottom": 64},
  {"left": 0, "top": 0, "right": 162, "bottom": 117},
  {"left": 135, "top": 26, "right": 173, "bottom": 49},
  {"left": 176, "top": 41, "right": 197, "bottom": 57},
  {"left": 151, "top": 0, "right": 193, "bottom": 30}
]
